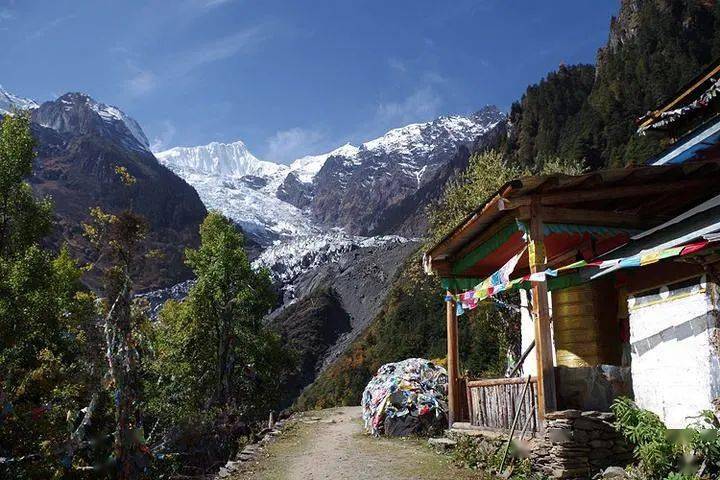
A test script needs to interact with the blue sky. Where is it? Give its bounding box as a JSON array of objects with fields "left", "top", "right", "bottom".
[{"left": 0, "top": 0, "right": 618, "bottom": 163}]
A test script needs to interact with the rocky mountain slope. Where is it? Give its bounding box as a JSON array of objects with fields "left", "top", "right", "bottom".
[
  {"left": 0, "top": 86, "right": 38, "bottom": 114},
  {"left": 1, "top": 87, "right": 208, "bottom": 290},
  {"left": 308, "top": 107, "right": 505, "bottom": 235}
]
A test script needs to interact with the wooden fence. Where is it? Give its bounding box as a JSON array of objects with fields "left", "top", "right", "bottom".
[{"left": 466, "top": 376, "right": 539, "bottom": 435}]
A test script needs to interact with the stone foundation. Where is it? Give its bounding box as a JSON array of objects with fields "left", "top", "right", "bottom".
[{"left": 531, "top": 410, "right": 633, "bottom": 479}]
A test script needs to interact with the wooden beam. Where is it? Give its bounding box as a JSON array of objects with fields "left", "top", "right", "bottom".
[
  {"left": 446, "top": 291, "right": 461, "bottom": 427},
  {"left": 467, "top": 376, "right": 537, "bottom": 388},
  {"left": 450, "top": 219, "right": 520, "bottom": 275},
  {"left": 528, "top": 200, "right": 557, "bottom": 427},
  {"left": 639, "top": 62, "right": 720, "bottom": 129},
  {"left": 538, "top": 206, "right": 669, "bottom": 230},
  {"left": 537, "top": 178, "right": 718, "bottom": 206}
]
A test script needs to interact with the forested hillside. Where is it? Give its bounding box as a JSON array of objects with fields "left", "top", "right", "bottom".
[
  {"left": 298, "top": 0, "right": 720, "bottom": 409},
  {"left": 504, "top": 0, "right": 720, "bottom": 169}
]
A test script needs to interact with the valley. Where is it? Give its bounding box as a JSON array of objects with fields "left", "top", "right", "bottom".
[{"left": 0, "top": 82, "right": 506, "bottom": 407}]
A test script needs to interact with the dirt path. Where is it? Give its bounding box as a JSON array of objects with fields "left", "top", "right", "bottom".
[{"left": 235, "top": 406, "right": 480, "bottom": 480}]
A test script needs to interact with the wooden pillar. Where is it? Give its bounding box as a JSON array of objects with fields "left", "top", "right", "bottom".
[
  {"left": 446, "top": 290, "right": 461, "bottom": 426},
  {"left": 529, "top": 203, "right": 557, "bottom": 426}
]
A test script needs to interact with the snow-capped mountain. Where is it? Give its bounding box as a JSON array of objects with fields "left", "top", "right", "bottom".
[
  {"left": 157, "top": 141, "right": 283, "bottom": 178},
  {"left": 0, "top": 85, "right": 39, "bottom": 114},
  {"left": 157, "top": 140, "right": 321, "bottom": 243},
  {"left": 288, "top": 143, "right": 359, "bottom": 184},
  {"left": 308, "top": 106, "right": 505, "bottom": 235},
  {"left": 33, "top": 92, "right": 150, "bottom": 152},
  {"left": 156, "top": 106, "right": 505, "bottom": 245}
]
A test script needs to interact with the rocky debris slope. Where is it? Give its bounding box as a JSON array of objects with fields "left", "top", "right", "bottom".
[
  {"left": 286, "top": 239, "right": 420, "bottom": 369},
  {"left": 265, "top": 239, "right": 419, "bottom": 399},
  {"left": 267, "top": 289, "right": 352, "bottom": 406}
]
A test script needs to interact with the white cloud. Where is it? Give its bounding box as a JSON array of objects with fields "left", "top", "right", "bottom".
[
  {"left": 150, "top": 120, "right": 177, "bottom": 152},
  {"left": 27, "top": 13, "right": 76, "bottom": 40},
  {"left": 0, "top": 8, "right": 14, "bottom": 22},
  {"left": 170, "top": 26, "right": 269, "bottom": 77},
  {"left": 193, "top": 0, "right": 235, "bottom": 8},
  {"left": 375, "top": 86, "right": 442, "bottom": 127},
  {"left": 265, "top": 127, "right": 325, "bottom": 164},
  {"left": 116, "top": 24, "right": 269, "bottom": 98},
  {"left": 387, "top": 57, "right": 407, "bottom": 73},
  {"left": 127, "top": 69, "right": 157, "bottom": 96}
]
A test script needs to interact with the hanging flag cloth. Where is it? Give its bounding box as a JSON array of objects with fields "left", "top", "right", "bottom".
[{"left": 448, "top": 240, "right": 712, "bottom": 315}]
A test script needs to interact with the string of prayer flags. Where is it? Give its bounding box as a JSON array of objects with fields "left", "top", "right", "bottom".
[{"left": 447, "top": 240, "right": 713, "bottom": 316}]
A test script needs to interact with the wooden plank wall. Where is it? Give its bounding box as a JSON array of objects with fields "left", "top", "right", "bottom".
[{"left": 466, "top": 377, "right": 539, "bottom": 434}]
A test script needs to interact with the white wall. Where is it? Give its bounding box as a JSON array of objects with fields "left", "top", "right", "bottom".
[
  {"left": 519, "top": 289, "right": 555, "bottom": 376},
  {"left": 520, "top": 289, "right": 537, "bottom": 376},
  {"left": 629, "top": 281, "right": 720, "bottom": 428}
]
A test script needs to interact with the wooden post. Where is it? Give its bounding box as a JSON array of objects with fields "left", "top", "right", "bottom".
[
  {"left": 446, "top": 290, "right": 460, "bottom": 426},
  {"left": 528, "top": 201, "right": 557, "bottom": 427}
]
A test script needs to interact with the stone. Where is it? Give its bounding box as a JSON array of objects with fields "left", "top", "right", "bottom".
[
  {"left": 589, "top": 440, "right": 614, "bottom": 449},
  {"left": 573, "top": 429, "right": 589, "bottom": 443},
  {"left": 574, "top": 418, "right": 615, "bottom": 431},
  {"left": 546, "top": 409, "right": 582, "bottom": 420},
  {"left": 553, "top": 466, "right": 592, "bottom": 477},
  {"left": 548, "top": 428, "right": 574, "bottom": 443},
  {"left": 599, "top": 466, "right": 628, "bottom": 479},
  {"left": 548, "top": 419, "right": 575, "bottom": 428},
  {"left": 428, "top": 437, "right": 457, "bottom": 450}
]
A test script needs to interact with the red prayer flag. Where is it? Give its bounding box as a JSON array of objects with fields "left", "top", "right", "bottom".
[{"left": 680, "top": 240, "right": 709, "bottom": 256}]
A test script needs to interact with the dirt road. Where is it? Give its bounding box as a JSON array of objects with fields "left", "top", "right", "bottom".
[{"left": 235, "top": 406, "right": 480, "bottom": 480}]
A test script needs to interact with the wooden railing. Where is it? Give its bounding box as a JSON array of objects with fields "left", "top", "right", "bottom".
[{"left": 466, "top": 376, "right": 539, "bottom": 435}]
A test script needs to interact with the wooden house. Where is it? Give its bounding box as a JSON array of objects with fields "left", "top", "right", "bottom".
[{"left": 422, "top": 60, "right": 720, "bottom": 478}]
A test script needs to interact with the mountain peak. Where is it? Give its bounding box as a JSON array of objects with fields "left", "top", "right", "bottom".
[
  {"left": 360, "top": 107, "right": 504, "bottom": 158},
  {"left": 288, "top": 143, "right": 360, "bottom": 184},
  {"left": 156, "top": 140, "right": 285, "bottom": 178},
  {"left": 0, "top": 85, "right": 39, "bottom": 115},
  {"left": 33, "top": 92, "right": 150, "bottom": 151}
]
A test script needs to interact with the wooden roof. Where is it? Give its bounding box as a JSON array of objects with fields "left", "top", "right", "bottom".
[{"left": 424, "top": 161, "right": 720, "bottom": 280}]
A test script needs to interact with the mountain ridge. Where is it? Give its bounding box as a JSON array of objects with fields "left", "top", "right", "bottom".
[
  {"left": 155, "top": 105, "right": 505, "bottom": 242},
  {"left": 0, "top": 87, "right": 210, "bottom": 291}
]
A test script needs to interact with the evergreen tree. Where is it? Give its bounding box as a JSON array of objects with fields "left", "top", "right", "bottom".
[
  {"left": 503, "top": 0, "right": 720, "bottom": 170},
  {"left": 0, "top": 113, "right": 96, "bottom": 478},
  {"left": 148, "top": 212, "right": 292, "bottom": 473}
]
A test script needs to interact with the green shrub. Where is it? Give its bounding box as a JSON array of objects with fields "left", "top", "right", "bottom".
[
  {"left": 450, "top": 435, "right": 542, "bottom": 479},
  {"left": 612, "top": 397, "right": 720, "bottom": 479}
]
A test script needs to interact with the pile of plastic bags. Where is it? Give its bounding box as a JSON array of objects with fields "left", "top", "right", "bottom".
[{"left": 361, "top": 358, "right": 448, "bottom": 436}]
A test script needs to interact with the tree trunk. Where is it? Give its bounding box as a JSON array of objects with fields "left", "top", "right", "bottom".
[{"left": 105, "top": 272, "right": 147, "bottom": 479}]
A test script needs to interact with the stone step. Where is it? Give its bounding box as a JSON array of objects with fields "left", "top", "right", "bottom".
[{"left": 428, "top": 437, "right": 457, "bottom": 450}]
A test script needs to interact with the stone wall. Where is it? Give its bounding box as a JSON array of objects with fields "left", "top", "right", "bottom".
[{"left": 531, "top": 410, "right": 633, "bottom": 479}]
